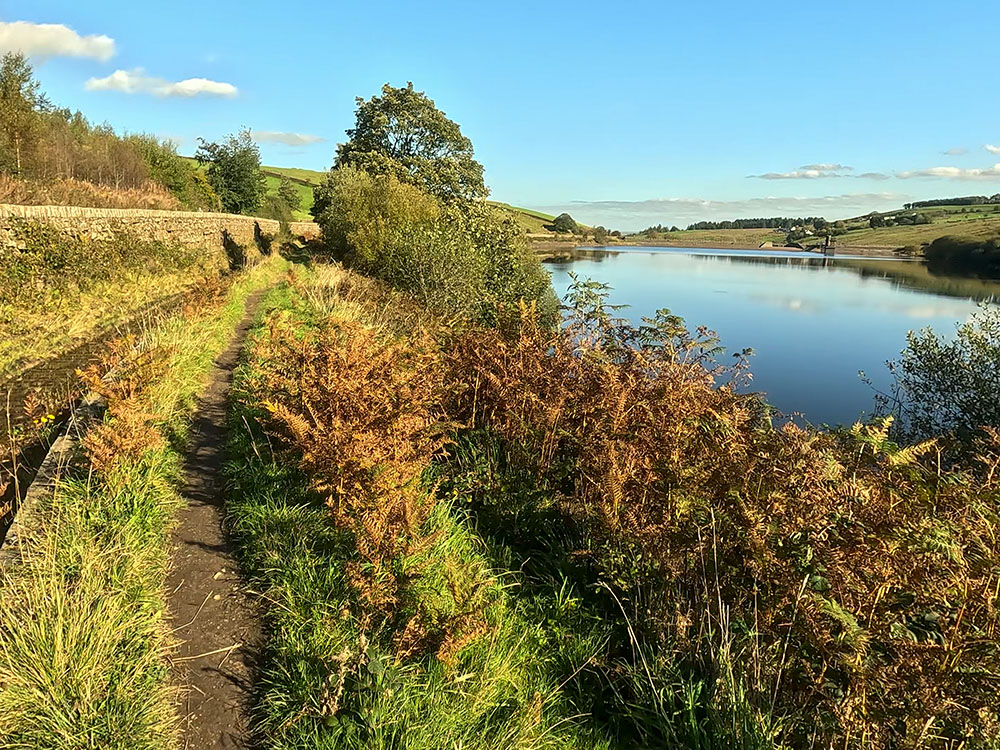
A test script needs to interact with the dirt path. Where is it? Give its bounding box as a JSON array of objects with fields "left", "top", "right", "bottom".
[{"left": 166, "top": 289, "right": 266, "bottom": 749}]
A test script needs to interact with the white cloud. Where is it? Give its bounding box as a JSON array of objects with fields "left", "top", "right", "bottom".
[
  {"left": 0, "top": 20, "right": 115, "bottom": 61},
  {"left": 799, "top": 163, "right": 853, "bottom": 172},
  {"left": 943, "top": 147, "right": 968, "bottom": 156},
  {"left": 85, "top": 68, "right": 238, "bottom": 98},
  {"left": 985, "top": 144, "right": 1000, "bottom": 155},
  {"left": 751, "top": 169, "right": 840, "bottom": 180},
  {"left": 857, "top": 172, "right": 890, "bottom": 180},
  {"left": 750, "top": 163, "right": 854, "bottom": 179},
  {"left": 251, "top": 130, "right": 326, "bottom": 147},
  {"left": 896, "top": 163, "right": 1000, "bottom": 180},
  {"left": 534, "top": 193, "right": 909, "bottom": 232}
]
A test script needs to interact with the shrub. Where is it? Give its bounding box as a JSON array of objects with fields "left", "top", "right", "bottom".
[
  {"left": 924, "top": 235, "right": 1000, "bottom": 277},
  {"left": 315, "top": 168, "right": 558, "bottom": 327},
  {"left": 888, "top": 303, "right": 1000, "bottom": 440},
  {"left": 551, "top": 212, "right": 578, "bottom": 233},
  {"left": 440, "top": 278, "right": 1000, "bottom": 748},
  {"left": 246, "top": 286, "right": 490, "bottom": 664},
  {"left": 257, "top": 193, "right": 293, "bottom": 226}
]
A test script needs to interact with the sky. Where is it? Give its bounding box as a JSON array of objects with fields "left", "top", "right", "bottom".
[{"left": 4, "top": 1, "right": 1000, "bottom": 230}]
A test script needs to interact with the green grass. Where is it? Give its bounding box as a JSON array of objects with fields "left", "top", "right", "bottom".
[
  {"left": 221, "top": 267, "right": 779, "bottom": 750},
  {"left": 263, "top": 173, "right": 314, "bottom": 221},
  {"left": 0, "top": 222, "right": 232, "bottom": 381},
  {"left": 831, "top": 215, "right": 1000, "bottom": 247},
  {"left": 224, "top": 280, "right": 608, "bottom": 749},
  {"left": 261, "top": 165, "right": 328, "bottom": 186},
  {"left": 627, "top": 228, "right": 787, "bottom": 247},
  {"left": 0, "top": 255, "right": 290, "bottom": 750},
  {"left": 488, "top": 201, "right": 557, "bottom": 234}
]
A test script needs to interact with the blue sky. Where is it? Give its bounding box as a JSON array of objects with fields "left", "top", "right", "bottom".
[{"left": 4, "top": 1, "right": 1000, "bottom": 229}]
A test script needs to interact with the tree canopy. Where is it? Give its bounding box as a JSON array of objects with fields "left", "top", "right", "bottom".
[
  {"left": 0, "top": 53, "right": 217, "bottom": 209},
  {"left": 196, "top": 129, "right": 267, "bottom": 215},
  {"left": 0, "top": 52, "right": 47, "bottom": 176},
  {"left": 551, "top": 213, "right": 579, "bottom": 233},
  {"left": 334, "top": 83, "right": 487, "bottom": 202}
]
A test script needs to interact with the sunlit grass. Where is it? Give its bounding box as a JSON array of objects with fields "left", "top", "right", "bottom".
[{"left": 0, "top": 256, "right": 289, "bottom": 749}]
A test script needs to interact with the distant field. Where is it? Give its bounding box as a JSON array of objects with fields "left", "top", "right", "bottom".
[
  {"left": 628, "top": 228, "right": 787, "bottom": 247},
  {"left": 836, "top": 215, "right": 1000, "bottom": 247},
  {"left": 261, "top": 165, "right": 327, "bottom": 186}
]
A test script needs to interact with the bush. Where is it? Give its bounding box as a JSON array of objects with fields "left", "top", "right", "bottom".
[
  {"left": 889, "top": 303, "right": 1000, "bottom": 439},
  {"left": 257, "top": 193, "right": 293, "bottom": 226},
  {"left": 314, "top": 168, "right": 558, "bottom": 327},
  {"left": 924, "top": 235, "right": 1000, "bottom": 277},
  {"left": 551, "top": 212, "right": 578, "bottom": 234}
]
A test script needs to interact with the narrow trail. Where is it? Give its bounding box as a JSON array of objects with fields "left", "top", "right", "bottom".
[{"left": 166, "top": 289, "right": 266, "bottom": 750}]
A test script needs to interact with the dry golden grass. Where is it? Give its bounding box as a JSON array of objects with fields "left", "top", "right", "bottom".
[
  {"left": 0, "top": 175, "right": 182, "bottom": 210},
  {"left": 249, "top": 276, "right": 487, "bottom": 663},
  {"left": 443, "top": 298, "right": 1000, "bottom": 748}
]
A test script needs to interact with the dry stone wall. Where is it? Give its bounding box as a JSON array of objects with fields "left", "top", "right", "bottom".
[{"left": 0, "top": 204, "right": 320, "bottom": 251}]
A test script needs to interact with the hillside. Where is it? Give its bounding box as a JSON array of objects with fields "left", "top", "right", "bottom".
[
  {"left": 836, "top": 203, "right": 1000, "bottom": 248},
  {"left": 261, "top": 165, "right": 323, "bottom": 220},
  {"left": 488, "top": 200, "right": 557, "bottom": 233},
  {"left": 621, "top": 202, "right": 1000, "bottom": 252}
]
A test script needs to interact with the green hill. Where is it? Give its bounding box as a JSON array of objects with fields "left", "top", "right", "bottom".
[
  {"left": 835, "top": 203, "right": 1000, "bottom": 248},
  {"left": 488, "top": 201, "right": 557, "bottom": 233}
]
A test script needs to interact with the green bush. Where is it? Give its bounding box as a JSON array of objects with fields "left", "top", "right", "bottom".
[
  {"left": 551, "top": 213, "right": 578, "bottom": 234},
  {"left": 924, "top": 235, "right": 1000, "bottom": 277},
  {"left": 890, "top": 303, "right": 1000, "bottom": 439},
  {"left": 315, "top": 168, "right": 558, "bottom": 327}
]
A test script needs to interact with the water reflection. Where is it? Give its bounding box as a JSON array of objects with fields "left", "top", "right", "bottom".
[{"left": 545, "top": 247, "right": 1000, "bottom": 426}]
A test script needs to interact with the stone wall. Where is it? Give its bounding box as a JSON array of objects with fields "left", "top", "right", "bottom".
[
  {"left": 289, "top": 220, "right": 321, "bottom": 240},
  {"left": 0, "top": 204, "right": 320, "bottom": 251}
]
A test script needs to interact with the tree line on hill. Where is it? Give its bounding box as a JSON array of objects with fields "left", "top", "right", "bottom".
[
  {"left": 904, "top": 195, "right": 1000, "bottom": 209},
  {"left": 686, "top": 217, "right": 828, "bottom": 230},
  {"left": 0, "top": 52, "right": 300, "bottom": 224}
]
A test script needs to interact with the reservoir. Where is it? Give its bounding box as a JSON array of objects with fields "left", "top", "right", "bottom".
[{"left": 546, "top": 247, "right": 1000, "bottom": 426}]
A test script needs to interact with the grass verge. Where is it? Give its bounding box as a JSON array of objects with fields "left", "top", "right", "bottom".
[
  {"left": 224, "top": 268, "right": 608, "bottom": 749},
  {"left": 0, "top": 254, "right": 289, "bottom": 749},
  {"left": 223, "top": 266, "right": 782, "bottom": 749}
]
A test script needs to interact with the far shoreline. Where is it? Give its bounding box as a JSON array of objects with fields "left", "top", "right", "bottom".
[{"left": 531, "top": 238, "right": 904, "bottom": 260}]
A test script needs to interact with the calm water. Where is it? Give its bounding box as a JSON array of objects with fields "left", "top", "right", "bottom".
[{"left": 546, "top": 247, "right": 1000, "bottom": 426}]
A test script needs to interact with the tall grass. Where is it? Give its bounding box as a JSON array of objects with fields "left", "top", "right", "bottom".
[
  {"left": 0, "top": 219, "right": 247, "bottom": 381},
  {"left": 239, "top": 264, "right": 1000, "bottom": 749},
  {"left": 0, "top": 175, "right": 182, "bottom": 210},
  {"left": 224, "top": 268, "right": 610, "bottom": 749},
  {"left": 441, "top": 277, "right": 1000, "bottom": 748},
  {"left": 0, "top": 255, "right": 289, "bottom": 749}
]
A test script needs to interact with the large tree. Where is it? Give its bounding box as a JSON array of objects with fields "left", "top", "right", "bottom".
[
  {"left": 335, "top": 83, "right": 487, "bottom": 202},
  {"left": 0, "top": 53, "right": 47, "bottom": 176},
  {"left": 195, "top": 129, "right": 267, "bottom": 215}
]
